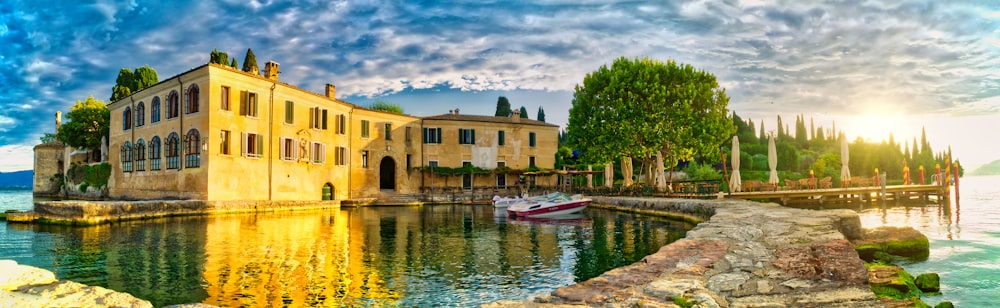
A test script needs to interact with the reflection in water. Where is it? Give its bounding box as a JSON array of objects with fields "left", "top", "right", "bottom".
[{"left": 1, "top": 205, "right": 691, "bottom": 307}]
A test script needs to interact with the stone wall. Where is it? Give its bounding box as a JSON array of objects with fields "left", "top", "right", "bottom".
[{"left": 8, "top": 199, "right": 340, "bottom": 225}]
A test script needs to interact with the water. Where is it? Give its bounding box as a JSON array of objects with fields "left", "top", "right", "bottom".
[
  {"left": 856, "top": 175, "right": 1000, "bottom": 307},
  {"left": 0, "top": 192, "right": 690, "bottom": 307}
]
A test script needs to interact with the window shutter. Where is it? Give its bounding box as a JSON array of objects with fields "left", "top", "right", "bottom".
[
  {"left": 309, "top": 108, "right": 315, "bottom": 129},
  {"left": 322, "top": 109, "right": 328, "bottom": 130},
  {"left": 241, "top": 132, "right": 248, "bottom": 156},
  {"left": 240, "top": 91, "right": 248, "bottom": 115},
  {"left": 257, "top": 134, "right": 264, "bottom": 157},
  {"left": 471, "top": 129, "right": 476, "bottom": 144},
  {"left": 436, "top": 128, "right": 442, "bottom": 144}
]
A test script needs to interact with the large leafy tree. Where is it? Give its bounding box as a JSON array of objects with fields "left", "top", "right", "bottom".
[
  {"left": 494, "top": 96, "right": 511, "bottom": 117},
  {"left": 56, "top": 96, "right": 110, "bottom": 152},
  {"left": 110, "top": 66, "right": 159, "bottom": 101},
  {"left": 567, "top": 56, "right": 735, "bottom": 170}
]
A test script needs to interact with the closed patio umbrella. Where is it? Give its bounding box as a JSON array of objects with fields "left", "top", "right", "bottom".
[
  {"left": 730, "top": 136, "right": 741, "bottom": 192},
  {"left": 841, "top": 133, "right": 851, "bottom": 187},
  {"left": 768, "top": 135, "right": 779, "bottom": 186},
  {"left": 656, "top": 151, "right": 666, "bottom": 191},
  {"left": 605, "top": 162, "right": 613, "bottom": 188}
]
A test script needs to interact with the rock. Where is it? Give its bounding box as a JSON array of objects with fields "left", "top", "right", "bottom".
[
  {"left": 706, "top": 272, "right": 749, "bottom": 292},
  {"left": 772, "top": 239, "right": 868, "bottom": 284},
  {"left": 867, "top": 265, "right": 911, "bottom": 294},
  {"left": 854, "top": 226, "right": 929, "bottom": 262},
  {"left": 914, "top": 273, "right": 940, "bottom": 293},
  {"left": 0, "top": 260, "right": 57, "bottom": 291},
  {"left": 934, "top": 301, "right": 955, "bottom": 308},
  {"left": 163, "top": 304, "right": 221, "bottom": 308}
]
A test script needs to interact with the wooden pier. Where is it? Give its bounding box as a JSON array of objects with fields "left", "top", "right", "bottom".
[{"left": 723, "top": 184, "right": 947, "bottom": 205}]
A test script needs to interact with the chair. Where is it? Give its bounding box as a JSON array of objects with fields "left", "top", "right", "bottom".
[
  {"left": 819, "top": 177, "right": 832, "bottom": 189},
  {"left": 784, "top": 179, "right": 799, "bottom": 190}
]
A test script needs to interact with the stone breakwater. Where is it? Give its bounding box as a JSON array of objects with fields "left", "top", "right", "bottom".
[
  {"left": 5, "top": 199, "right": 340, "bottom": 225},
  {"left": 487, "top": 197, "right": 882, "bottom": 307}
]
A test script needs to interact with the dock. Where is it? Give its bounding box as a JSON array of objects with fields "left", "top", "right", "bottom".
[{"left": 723, "top": 184, "right": 947, "bottom": 205}]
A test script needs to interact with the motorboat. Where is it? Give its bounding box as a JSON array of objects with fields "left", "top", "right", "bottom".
[
  {"left": 506, "top": 192, "right": 591, "bottom": 218},
  {"left": 492, "top": 195, "right": 522, "bottom": 208}
]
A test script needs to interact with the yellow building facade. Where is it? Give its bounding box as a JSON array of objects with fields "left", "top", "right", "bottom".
[{"left": 107, "top": 62, "right": 558, "bottom": 201}]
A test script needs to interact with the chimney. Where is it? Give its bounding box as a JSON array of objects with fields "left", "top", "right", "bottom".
[
  {"left": 454, "top": 108, "right": 459, "bottom": 115},
  {"left": 511, "top": 109, "right": 520, "bottom": 123},
  {"left": 325, "top": 84, "right": 336, "bottom": 99},
  {"left": 264, "top": 61, "right": 280, "bottom": 81},
  {"left": 55, "top": 111, "right": 62, "bottom": 130},
  {"left": 448, "top": 109, "right": 453, "bottom": 115}
]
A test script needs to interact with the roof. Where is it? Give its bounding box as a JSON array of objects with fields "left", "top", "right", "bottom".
[{"left": 421, "top": 114, "right": 558, "bottom": 127}]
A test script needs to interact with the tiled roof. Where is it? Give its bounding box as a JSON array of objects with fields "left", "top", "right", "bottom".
[{"left": 421, "top": 114, "right": 558, "bottom": 127}]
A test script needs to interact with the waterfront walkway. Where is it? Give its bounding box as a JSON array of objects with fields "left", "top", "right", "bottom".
[{"left": 725, "top": 184, "right": 946, "bottom": 205}]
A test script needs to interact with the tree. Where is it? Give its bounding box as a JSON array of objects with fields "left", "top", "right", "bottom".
[
  {"left": 368, "top": 99, "right": 404, "bottom": 114},
  {"left": 566, "top": 56, "right": 735, "bottom": 170},
  {"left": 40, "top": 133, "right": 56, "bottom": 144},
  {"left": 242, "top": 48, "right": 259, "bottom": 74},
  {"left": 230, "top": 58, "right": 238, "bottom": 69},
  {"left": 110, "top": 66, "right": 159, "bottom": 102},
  {"left": 133, "top": 65, "right": 158, "bottom": 90},
  {"left": 519, "top": 106, "right": 529, "bottom": 118},
  {"left": 494, "top": 96, "right": 511, "bottom": 117},
  {"left": 209, "top": 48, "right": 229, "bottom": 65},
  {"left": 56, "top": 96, "right": 110, "bottom": 152},
  {"left": 537, "top": 106, "right": 546, "bottom": 122}
]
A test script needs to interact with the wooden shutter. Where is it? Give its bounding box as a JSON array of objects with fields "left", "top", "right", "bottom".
[
  {"left": 241, "top": 132, "right": 248, "bottom": 156},
  {"left": 436, "top": 128, "right": 442, "bottom": 144},
  {"left": 240, "top": 91, "right": 248, "bottom": 115},
  {"left": 322, "top": 109, "right": 328, "bottom": 130},
  {"left": 471, "top": 129, "right": 476, "bottom": 144},
  {"left": 257, "top": 134, "right": 264, "bottom": 157}
]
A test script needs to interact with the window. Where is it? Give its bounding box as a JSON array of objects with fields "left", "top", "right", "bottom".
[
  {"left": 406, "top": 154, "right": 412, "bottom": 169},
  {"left": 242, "top": 132, "right": 263, "bottom": 158},
  {"left": 529, "top": 132, "right": 536, "bottom": 147},
  {"left": 185, "top": 129, "right": 200, "bottom": 168},
  {"left": 134, "top": 139, "right": 146, "bottom": 171},
  {"left": 360, "top": 120, "right": 370, "bottom": 138},
  {"left": 151, "top": 97, "right": 161, "bottom": 123},
  {"left": 405, "top": 126, "right": 412, "bottom": 144},
  {"left": 384, "top": 123, "right": 392, "bottom": 140},
  {"left": 311, "top": 142, "right": 326, "bottom": 164},
  {"left": 166, "top": 91, "right": 179, "bottom": 119},
  {"left": 459, "top": 128, "right": 475, "bottom": 145},
  {"left": 335, "top": 147, "right": 347, "bottom": 165},
  {"left": 422, "top": 127, "right": 442, "bottom": 144},
  {"left": 498, "top": 130, "right": 505, "bottom": 146},
  {"left": 185, "top": 84, "right": 200, "bottom": 114},
  {"left": 149, "top": 136, "right": 161, "bottom": 170},
  {"left": 240, "top": 91, "right": 259, "bottom": 117},
  {"left": 361, "top": 150, "right": 369, "bottom": 168},
  {"left": 220, "top": 130, "right": 231, "bottom": 155},
  {"left": 429, "top": 160, "right": 439, "bottom": 168},
  {"left": 121, "top": 141, "right": 133, "bottom": 172},
  {"left": 336, "top": 114, "right": 346, "bottom": 134},
  {"left": 310, "top": 107, "right": 328, "bottom": 130},
  {"left": 136, "top": 102, "right": 145, "bottom": 127},
  {"left": 529, "top": 156, "right": 536, "bottom": 168},
  {"left": 496, "top": 161, "right": 506, "bottom": 188},
  {"left": 284, "top": 101, "right": 294, "bottom": 124},
  {"left": 123, "top": 107, "right": 132, "bottom": 130},
  {"left": 166, "top": 132, "right": 180, "bottom": 169},
  {"left": 221, "top": 86, "right": 231, "bottom": 111},
  {"left": 280, "top": 137, "right": 298, "bottom": 161}
]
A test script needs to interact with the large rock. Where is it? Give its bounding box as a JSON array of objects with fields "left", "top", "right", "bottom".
[
  {"left": 0, "top": 260, "right": 56, "bottom": 291},
  {"left": 854, "top": 226, "right": 929, "bottom": 262},
  {"left": 914, "top": 273, "right": 940, "bottom": 293},
  {"left": 0, "top": 259, "right": 152, "bottom": 308}
]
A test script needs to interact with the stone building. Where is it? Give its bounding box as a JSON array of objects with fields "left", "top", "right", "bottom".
[{"left": 105, "top": 61, "right": 558, "bottom": 201}]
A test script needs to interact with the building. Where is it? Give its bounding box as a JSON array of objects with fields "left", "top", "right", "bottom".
[{"left": 106, "top": 61, "right": 558, "bottom": 201}]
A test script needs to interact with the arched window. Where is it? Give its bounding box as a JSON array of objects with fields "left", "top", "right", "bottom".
[
  {"left": 167, "top": 91, "right": 179, "bottom": 119},
  {"left": 149, "top": 136, "right": 162, "bottom": 170},
  {"left": 121, "top": 141, "right": 133, "bottom": 172},
  {"left": 151, "top": 97, "right": 161, "bottom": 123},
  {"left": 136, "top": 102, "right": 145, "bottom": 127},
  {"left": 185, "top": 129, "right": 200, "bottom": 168},
  {"left": 166, "top": 132, "right": 180, "bottom": 169},
  {"left": 135, "top": 139, "right": 146, "bottom": 171},
  {"left": 123, "top": 107, "right": 132, "bottom": 130},
  {"left": 185, "top": 84, "right": 200, "bottom": 114}
]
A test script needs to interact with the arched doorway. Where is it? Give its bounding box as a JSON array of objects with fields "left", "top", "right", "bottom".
[
  {"left": 379, "top": 157, "right": 396, "bottom": 190},
  {"left": 322, "top": 183, "right": 334, "bottom": 200}
]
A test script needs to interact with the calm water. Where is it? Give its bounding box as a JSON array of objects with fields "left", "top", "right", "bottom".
[
  {"left": 0, "top": 192, "right": 690, "bottom": 307},
  {"left": 856, "top": 175, "right": 1000, "bottom": 307}
]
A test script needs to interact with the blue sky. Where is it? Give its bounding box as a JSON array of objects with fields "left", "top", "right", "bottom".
[{"left": 2, "top": 0, "right": 1000, "bottom": 172}]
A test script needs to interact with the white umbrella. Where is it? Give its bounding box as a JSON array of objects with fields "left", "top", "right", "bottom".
[
  {"left": 768, "top": 135, "right": 779, "bottom": 186},
  {"left": 655, "top": 151, "right": 666, "bottom": 191},
  {"left": 841, "top": 133, "right": 851, "bottom": 187},
  {"left": 730, "top": 136, "right": 742, "bottom": 192}
]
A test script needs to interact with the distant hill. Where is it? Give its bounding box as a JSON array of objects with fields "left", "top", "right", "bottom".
[
  {"left": 0, "top": 170, "right": 33, "bottom": 188},
  {"left": 970, "top": 159, "right": 1000, "bottom": 176}
]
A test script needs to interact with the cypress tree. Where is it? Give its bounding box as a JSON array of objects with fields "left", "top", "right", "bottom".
[
  {"left": 537, "top": 106, "right": 546, "bottom": 122},
  {"left": 242, "top": 48, "right": 259, "bottom": 74},
  {"left": 209, "top": 48, "right": 229, "bottom": 65},
  {"left": 494, "top": 96, "right": 511, "bottom": 117},
  {"left": 519, "top": 106, "right": 529, "bottom": 118},
  {"left": 230, "top": 58, "right": 238, "bottom": 69}
]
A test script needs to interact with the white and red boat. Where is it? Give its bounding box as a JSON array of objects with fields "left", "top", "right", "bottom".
[{"left": 506, "top": 192, "right": 591, "bottom": 218}]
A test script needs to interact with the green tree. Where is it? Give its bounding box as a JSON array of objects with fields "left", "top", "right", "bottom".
[
  {"left": 242, "top": 48, "right": 259, "bottom": 74},
  {"left": 110, "top": 66, "right": 159, "bottom": 102},
  {"left": 519, "top": 106, "right": 529, "bottom": 118},
  {"left": 537, "top": 106, "right": 546, "bottom": 122},
  {"left": 230, "top": 58, "right": 238, "bottom": 69},
  {"left": 209, "top": 48, "right": 230, "bottom": 65},
  {"left": 566, "top": 56, "right": 735, "bottom": 170},
  {"left": 40, "top": 133, "right": 56, "bottom": 144},
  {"left": 494, "top": 96, "right": 511, "bottom": 117},
  {"left": 56, "top": 96, "right": 110, "bottom": 152},
  {"left": 368, "top": 99, "right": 404, "bottom": 114},
  {"left": 133, "top": 65, "right": 158, "bottom": 90}
]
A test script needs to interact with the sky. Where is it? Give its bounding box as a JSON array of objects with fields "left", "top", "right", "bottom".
[{"left": 2, "top": 0, "right": 1000, "bottom": 172}]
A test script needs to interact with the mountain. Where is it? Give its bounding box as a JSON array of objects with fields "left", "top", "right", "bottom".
[
  {"left": 0, "top": 170, "right": 33, "bottom": 188},
  {"left": 970, "top": 159, "right": 1000, "bottom": 176}
]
